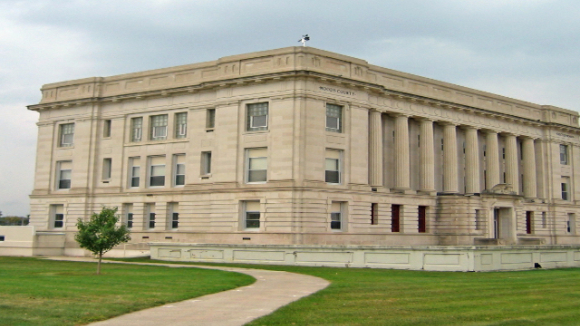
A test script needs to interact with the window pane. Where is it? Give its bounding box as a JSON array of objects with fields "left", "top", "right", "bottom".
[
  {"left": 249, "top": 170, "right": 267, "bottom": 182},
  {"left": 325, "top": 171, "right": 340, "bottom": 183},
  {"left": 175, "top": 175, "right": 185, "bottom": 186},
  {"left": 131, "top": 117, "right": 143, "bottom": 142},
  {"left": 131, "top": 177, "right": 140, "bottom": 187},
  {"left": 207, "top": 109, "right": 215, "bottom": 128},
  {"left": 250, "top": 157, "right": 267, "bottom": 170},
  {"left": 151, "top": 176, "right": 165, "bottom": 186},
  {"left": 246, "top": 212, "right": 260, "bottom": 228},
  {"left": 325, "top": 158, "right": 339, "bottom": 170},
  {"left": 151, "top": 165, "right": 165, "bottom": 177},
  {"left": 326, "top": 104, "right": 342, "bottom": 132},
  {"left": 247, "top": 103, "right": 268, "bottom": 131}
]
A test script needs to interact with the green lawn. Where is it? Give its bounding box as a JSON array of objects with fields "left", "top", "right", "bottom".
[
  {"left": 118, "top": 258, "right": 580, "bottom": 326},
  {"left": 0, "top": 257, "right": 255, "bottom": 326}
]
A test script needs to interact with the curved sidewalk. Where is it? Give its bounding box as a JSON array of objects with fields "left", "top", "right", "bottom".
[{"left": 45, "top": 257, "right": 329, "bottom": 326}]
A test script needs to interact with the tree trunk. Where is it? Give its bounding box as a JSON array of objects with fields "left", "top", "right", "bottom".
[{"left": 97, "top": 252, "right": 102, "bottom": 275}]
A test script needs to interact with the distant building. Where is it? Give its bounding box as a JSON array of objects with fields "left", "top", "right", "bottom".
[{"left": 24, "top": 47, "right": 580, "bottom": 270}]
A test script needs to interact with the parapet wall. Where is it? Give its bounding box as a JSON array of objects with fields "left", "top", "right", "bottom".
[{"left": 150, "top": 243, "right": 580, "bottom": 272}]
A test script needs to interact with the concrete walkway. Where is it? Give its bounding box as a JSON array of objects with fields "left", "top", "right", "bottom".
[{"left": 45, "top": 257, "right": 329, "bottom": 326}]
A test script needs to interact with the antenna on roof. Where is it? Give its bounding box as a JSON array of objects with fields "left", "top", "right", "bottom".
[{"left": 298, "top": 34, "right": 310, "bottom": 47}]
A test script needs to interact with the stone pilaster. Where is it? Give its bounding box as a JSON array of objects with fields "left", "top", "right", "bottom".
[
  {"left": 419, "top": 119, "right": 435, "bottom": 192},
  {"left": 522, "top": 137, "right": 537, "bottom": 198},
  {"left": 465, "top": 127, "right": 480, "bottom": 193},
  {"left": 369, "top": 109, "right": 383, "bottom": 187},
  {"left": 443, "top": 123, "right": 458, "bottom": 193},
  {"left": 485, "top": 130, "right": 500, "bottom": 190}
]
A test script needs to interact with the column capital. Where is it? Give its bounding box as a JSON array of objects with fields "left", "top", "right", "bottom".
[
  {"left": 501, "top": 132, "right": 519, "bottom": 137},
  {"left": 459, "top": 124, "right": 478, "bottom": 131},
  {"left": 391, "top": 112, "right": 411, "bottom": 118},
  {"left": 482, "top": 129, "right": 498, "bottom": 135}
]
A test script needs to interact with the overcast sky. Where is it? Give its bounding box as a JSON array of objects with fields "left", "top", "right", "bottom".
[{"left": 1, "top": 0, "right": 579, "bottom": 216}]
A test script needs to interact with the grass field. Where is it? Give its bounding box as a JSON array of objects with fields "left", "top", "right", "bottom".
[
  {"left": 0, "top": 257, "right": 255, "bottom": 326},
  {"left": 118, "top": 258, "right": 580, "bottom": 326}
]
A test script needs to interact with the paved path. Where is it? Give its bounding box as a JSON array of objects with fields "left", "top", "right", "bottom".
[{"left": 45, "top": 257, "right": 329, "bottom": 326}]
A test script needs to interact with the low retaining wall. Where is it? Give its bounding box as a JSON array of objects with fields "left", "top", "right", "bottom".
[{"left": 150, "top": 243, "right": 580, "bottom": 271}]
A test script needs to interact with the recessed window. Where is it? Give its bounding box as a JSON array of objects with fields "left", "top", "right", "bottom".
[
  {"left": 59, "top": 123, "right": 74, "bottom": 147},
  {"left": 418, "top": 206, "right": 427, "bottom": 233},
  {"left": 149, "top": 156, "right": 165, "bottom": 187},
  {"left": 247, "top": 103, "right": 268, "bottom": 131},
  {"left": 169, "top": 203, "right": 179, "bottom": 229},
  {"left": 326, "top": 104, "right": 342, "bottom": 133},
  {"left": 561, "top": 177, "right": 570, "bottom": 201},
  {"left": 150, "top": 115, "right": 168, "bottom": 140},
  {"left": 131, "top": 117, "right": 143, "bottom": 142},
  {"left": 102, "top": 158, "right": 112, "bottom": 181},
  {"left": 206, "top": 109, "right": 216, "bottom": 129},
  {"left": 51, "top": 204, "right": 64, "bottom": 229},
  {"left": 560, "top": 144, "right": 569, "bottom": 165},
  {"left": 243, "top": 201, "right": 260, "bottom": 229},
  {"left": 57, "top": 161, "right": 72, "bottom": 190},
  {"left": 129, "top": 157, "right": 140, "bottom": 188},
  {"left": 567, "top": 213, "right": 576, "bottom": 234},
  {"left": 123, "top": 204, "right": 133, "bottom": 229},
  {"left": 201, "top": 151, "right": 212, "bottom": 175},
  {"left": 103, "top": 120, "right": 112, "bottom": 138},
  {"left": 330, "top": 202, "right": 344, "bottom": 231},
  {"left": 246, "top": 148, "right": 267, "bottom": 183},
  {"left": 325, "top": 149, "right": 341, "bottom": 184},
  {"left": 526, "top": 211, "right": 533, "bottom": 234},
  {"left": 147, "top": 203, "right": 156, "bottom": 229},
  {"left": 392, "top": 204, "right": 401, "bottom": 233},
  {"left": 175, "top": 112, "right": 187, "bottom": 138},
  {"left": 174, "top": 154, "right": 185, "bottom": 186}
]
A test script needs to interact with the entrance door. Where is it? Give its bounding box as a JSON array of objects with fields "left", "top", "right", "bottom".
[{"left": 493, "top": 207, "right": 514, "bottom": 244}]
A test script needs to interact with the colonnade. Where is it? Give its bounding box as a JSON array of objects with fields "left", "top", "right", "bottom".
[{"left": 368, "top": 111, "right": 538, "bottom": 198}]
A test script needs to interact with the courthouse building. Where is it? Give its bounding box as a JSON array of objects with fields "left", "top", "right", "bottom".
[{"left": 23, "top": 46, "right": 580, "bottom": 270}]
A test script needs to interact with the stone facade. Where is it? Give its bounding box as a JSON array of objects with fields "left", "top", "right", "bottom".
[{"left": 27, "top": 46, "right": 580, "bottom": 256}]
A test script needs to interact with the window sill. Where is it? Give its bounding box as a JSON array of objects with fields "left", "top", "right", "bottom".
[{"left": 125, "top": 138, "right": 189, "bottom": 147}]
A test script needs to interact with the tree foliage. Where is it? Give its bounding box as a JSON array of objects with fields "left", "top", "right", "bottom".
[{"left": 75, "top": 207, "right": 130, "bottom": 274}]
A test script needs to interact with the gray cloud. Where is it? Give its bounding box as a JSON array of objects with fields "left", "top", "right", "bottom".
[{"left": 1, "top": 0, "right": 579, "bottom": 215}]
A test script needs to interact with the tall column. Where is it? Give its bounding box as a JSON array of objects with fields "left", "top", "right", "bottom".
[
  {"left": 368, "top": 109, "right": 383, "bottom": 187},
  {"left": 465, "top": 127, "right": 480, "bottom": 193},
  {"left": 505, "top": 133, "right": 519, "bottom": 194},
  {"left": 522, "top": 137, "right": 537, "bottom": 198},
  {"left": 443, "top": 123, "right": 458, "bottom": 193},
  {"left": 485, "top": 130, "right": 500, "bottom": 190},
  {"left": 419, "top": 119, "right": 435, "bottom": 192},
  {"left": 394, "top": 114, "right": 410, "bottom": 190}
]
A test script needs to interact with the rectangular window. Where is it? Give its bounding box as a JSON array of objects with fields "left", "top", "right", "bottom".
[
  {"left": 149, "top": 156, "right": 165, "bottom": 187},
  {"left": 206, "top": 109, "right": 215, "bottom": 129},
  {"left": 418, "top": 206, "right": 427, "bottom": 233},
  {"left": 59, "top": 123, "right": 74, "bottom": 147},
  {"left": 103, "top": 119, "right": 112, "bottom": 138},
  {"left": 51, "top": 204, "right": 64, "bottom": 229},
  {"left": 147, "top": 204, "right": 156, "bottom": 229},
  {"left": 102, "top": 158, "right": 112, "bottom": 180},
  {"left": 129, "top": 157, "right": 140, "bottom": 188},
  {"left": 169, "top": 203, "right": 179, "bottom": 229},
  {"left": 150, "top": 114, "right": 168, "bottom": 140},
  {"left": 131, "top": 117, "right": 143, "bottom": 142},
  {"left": 201, "top": 151, "right": 212, "bottom": 175},
  {"left": 330, "top": 202, "right": 343, "bottom": 230},
  {"left": 325, "top": 149, "right": 341, "bottom": 184},
  {"left": 174, "top": 154, "right": 185, "bottom": 186},
  {"left": 560, "top": 144, "right": 569, "bottom": 165},
  {"left": 326, "top": 104, "right": 342, "bottom": 132},
  {"left": 561, "top": 177, "right": 570, "bottom": 201},
  {"left": 392, "top": 204, "right": 401, "bottom": 233},
  {"left": 244, "top": 201, "right": 260, "bottom": 229},
  {"left": 475, "top": 209, "right": 483, "bottom": 230},
  {"left": 371, "top": 203, "right": 378, "bottom": 225},
  {"left": 123, "top": 204, "right": 133, "bottom": 229},
  {"left": 175, "top": 112, "right": 187, "bottom": 138},
  {"left": 526, "top": 211, "right": 533, "bottom": 234},
  {"left": 567, "top": 213, "right": 576, "bottom": 234},
  {"left": 247, "top": 103, "right": 268, "bottom": 131},
  {"left": 246, "top": 148, "right": 267, "bottom": 183},
  {"left": 57, "top": 161, "right": 72, "bottom": 189}
]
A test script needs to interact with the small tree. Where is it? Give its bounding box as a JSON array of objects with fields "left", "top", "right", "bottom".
[{"left": 75, "top": 207, "right": 131, "bottom": 275}]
